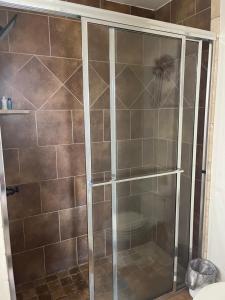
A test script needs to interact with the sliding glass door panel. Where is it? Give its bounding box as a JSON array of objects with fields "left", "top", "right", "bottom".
[
  {"left": 115, "top": 29, "right": 182, "bottom": 178},
  {"left": 115, "top": 175, "right": 177, "bottom": 299},
  {"left": 82, "top": 18, "right": 203, "bottom": 300}
]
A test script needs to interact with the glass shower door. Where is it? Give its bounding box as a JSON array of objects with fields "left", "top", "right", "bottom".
[
  {"left": 113, "top": 28, "right": 183, "bottom": 299},
  {"left": 81, "top": 18, "right": 197, "bottom": 300}
]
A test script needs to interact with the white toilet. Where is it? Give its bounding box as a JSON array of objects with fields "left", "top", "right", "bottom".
[{"left": 194, "top": 282, "right": 225, "bottom": 300}]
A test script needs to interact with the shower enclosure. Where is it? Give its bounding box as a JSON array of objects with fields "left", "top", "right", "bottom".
[
  {"left": 82, "top": 18, "right": 212, "bottom": 300},
  {"left": 0, "top": 1, "right": 214, "bottom": 300}
]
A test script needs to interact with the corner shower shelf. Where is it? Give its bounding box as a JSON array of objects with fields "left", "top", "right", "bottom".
[{"left": 0, "top": 110, "right": 31, "bottom": 115}]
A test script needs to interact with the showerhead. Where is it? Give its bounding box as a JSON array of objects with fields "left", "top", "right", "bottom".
[{"left": 0, "top": 14, "right": 17, "bottom": 41}]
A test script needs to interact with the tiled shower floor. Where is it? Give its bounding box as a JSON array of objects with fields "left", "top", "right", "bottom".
[
  {"left": 16, "top": 264, "right": 89, "bottom": 300},
  {"left": 16, "top": 242, "right": 187, "bottom": 300}
]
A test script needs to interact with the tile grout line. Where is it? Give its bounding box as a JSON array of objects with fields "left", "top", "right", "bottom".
[
  {"left": 22, "top": 219, "right": 26, "bottom": 252},
  {"left": 34, "top": 111, "right": 39, "bottom": 147},
  {"left": 48, "top": 16, "right": 51, "bottom": 57},
  {"left": 43, "top": 246, "right": 46, "bottom": 275},
  {"left": 55, "top": 145, "right": 59, "bottom": 179},
  {"left": 58, "top": 211, "right": 61, "bottom": 242},
  {"left": 0, "top": 49, "right": 83, "bottom": 61},
  {"left": 70, "top": 110, "right": 74, "bottom": 145},
  {"left": 75, "top": 236, "right": 79, "bottom": 265},
  {"left": 39, "top": 182, "right": 43, "bottom": 213}
]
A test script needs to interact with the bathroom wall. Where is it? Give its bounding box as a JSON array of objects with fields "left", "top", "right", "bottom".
[
  {"left": 0, "top": 3, "right": 157, "bottom": 287},
  {"left": 0, "top": 9, "right": 87, "bottom": 286}
]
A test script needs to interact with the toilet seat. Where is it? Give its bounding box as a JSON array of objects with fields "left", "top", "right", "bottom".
[{"left": 194, "top": 282, "right": 225, "bottom": 300}]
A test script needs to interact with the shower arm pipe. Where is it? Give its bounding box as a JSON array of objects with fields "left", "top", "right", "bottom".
[{"left": 91, "top": 169, "right": 184, "bottom": 187}]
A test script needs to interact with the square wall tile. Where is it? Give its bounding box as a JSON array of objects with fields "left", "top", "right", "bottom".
[
  {"left": 12, "top": 57, "right": 60, "bottom": 109},
  {"left": 94, "top": 230, "right": 105, "bottom": 258},
  {"left": 7, "top": 183, "right": 41, "bottom": 220},
  {"left": 171, "top": 0, "right": 195, "bottom": 23},
  {"left": 155, "top": 3, "right": 171, "bottom": 22},
  {"left": 77, "top": 235, "right": 88, "bottom": 264},
  {"left": 24, "top": 212, "right": 59, "bottom": 249},
  {"left": 183, "top": 9, "right": 211, "bottom": 30},
  {"left": 0, "top": 53, "right": 31, "bottom": 82},
  {"left": 39, "top": 56, "right": 81, "bottom": 83},
  {"left": 13, "top": 248, "right": 45, "bottom": 285},
  {"left": 75, "top": 176, "right": 87, "bottom": 207},
  {"left": 45, "top": 238, "right": 77, "bottom": 274},
  {"left": 59, "top": 206, "right": 87, "bottom": 240},
  {"left": 19, "top": 147, "right": 57, "bottom": 183},
  {"left": 3, "top": 149, "right": 20, "bottom": 185},
  {"left": 9, "top": 220, "right": 24, "bottom": 253},
  {"left": 0, "top": 10, "right": 9, "bottom": 51},
  {"left": 0, "top": 113, "right": 37, "bottom": 148},
  {"left": 90, "top": 110, "right": 104, "bottom": 142},
  {"left": 117, "top": 140, "right": 142, "bottom": 169},
  {"left": 116, "top": 30, "right": 143, "bottom": 65},
  {"left": 57, "top": 144, "right": 85, "bottom": 177},
  {"left": 93, "top": 186, "right": 104, "bottom": 203},
  {"left": 8, "top": 11, "right": 50, "bottom": 55},
  {"left": 117, "top": 110, "right": 131, "bottom": 140},
  {"left": 37, "top": 110, "right": 72, "bottom": 146},
  {"left": 91, "top": 142, "right": 111, "bottom": 173},
  {"left": 93, "top": 201, "right": 111, "bottom": 232},
  {"left": 41, "top": 177, "right": 75, "bottom": 212},
  {"left": 196, "top": 0, "right": 211, "bottom": 13},
  {"left": 50, "top": 17, "right": 82, "bottom": 58},
  {"left": 131, "top": 110, "right": 158, "bottom": 139},
  {"left": 158, "top": 109, "right": 178, "bottom": 141},
  {"left": 182, "top": 108, "right": 194, "bottom": 144},
  {"left": 88, "top": 23, "right": 109, "bottom": 62},
  {"left": 72, "top": 110, "right": 85, "bottom": 143}
]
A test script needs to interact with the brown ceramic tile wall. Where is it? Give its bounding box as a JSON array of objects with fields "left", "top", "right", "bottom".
[
  {"left": 0, "top": 8, "right": 89, "bottom": 285},
  {"left": 0, "top": 3, "right": 155, "bottom": 286},
  {"left": 155, "top": 0, "right": 211, "bottom": 30}
]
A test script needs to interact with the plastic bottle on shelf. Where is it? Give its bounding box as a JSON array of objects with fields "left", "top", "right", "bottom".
[
  {"left": 7, "top": 98, "right": 13, "bottom": 110},
  {"left": 1, "top": 96, "right": 7, "bottom": 110}
]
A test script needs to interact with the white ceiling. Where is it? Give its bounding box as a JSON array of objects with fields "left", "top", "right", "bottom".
[{"left": 109, "top": 0, "right": 171, "bottom": 11}]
